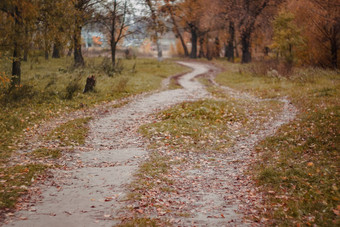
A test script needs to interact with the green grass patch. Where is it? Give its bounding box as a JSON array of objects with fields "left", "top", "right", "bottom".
[
  {"left": 116, "top": 217, "right": 165, "bottom": 227},
  {"left": 213, "top": 60, "right": 340, "bottom": 226},
  {"left": 139, "top": 99, "right": 248, "bottom": 153},
  {"left": 45, "top": 117, "right": 92, "bottom": 146},
  {"left": 0, "top": 164, "right": 47, "bottom": 209},
  {"left": 31, "top": 148, "right": 62, "bottom": 159},
  {"left": 128, "top": 152, "right": 172, "bottom": 201}
]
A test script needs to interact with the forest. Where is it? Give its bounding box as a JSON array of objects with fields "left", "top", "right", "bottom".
[
  {"left": 0, "top": 0, "right": 339, "bottom": 226},
  {"left": 0, "top": 0, "right": 339, "bottom": 87}
]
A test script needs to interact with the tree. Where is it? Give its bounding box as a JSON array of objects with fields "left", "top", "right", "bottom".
[
  {"left": 72, "top": 0, "right": 102, "bottom": 67},
  {"left": 162, "top": 0, "right": 189, "bottom": 57},
  {"left": 237, "top": 0, "right": 273, "bottom": 63},
  {"left": 37, "top": 0, "right": 74, "bottom": 60},
  {"left": 0, "top": 0, "right": 38, "bottom": 87},
  {"left": 271, "top": 11, "right": 304, "bottom": 64},
  {"left": 225, "top": 20, "right": 235, "bottom": 62},
  {"left": 173, "top": 0, "right": 210, "bottom": 59},
  {"left": 98, "top": 0, "right": 136, "bottom": 66},
  {"left": 144, "top": 0, "right": 165, "bottom": 61},
  {"left": 307, "top": 0, "right": 339, "bottom": 68},
  {"left": 286, "top": 0, "right": 340, "bottom": 68}
]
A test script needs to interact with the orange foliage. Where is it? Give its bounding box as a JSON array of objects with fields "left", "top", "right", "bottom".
[{"left": 286, "top": 0, "right": 340, "bottom": 68}]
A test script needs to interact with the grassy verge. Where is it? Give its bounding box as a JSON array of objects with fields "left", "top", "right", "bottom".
[
  {"left": 0, "top": 57, "right": 187, "bottom": 211},
  {"left": 213, "top": 59, "right": 340, "bottom": 226}
]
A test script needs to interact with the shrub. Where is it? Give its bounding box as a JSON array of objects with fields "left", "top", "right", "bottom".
[
  {"left": 101, "top": 57, "right": 124, "bottom": 77},
  {"left": 2, "top": 85, "right": 37, "bottom": 103},
  {"left": 114, "top": 77, "right": 129, "bottom": 93},
  {"left": 248, "top": 59, "right": 293, "bottom": 77},
  {"left": 65, "top": 80, "right": 81, "bottom": 100}
]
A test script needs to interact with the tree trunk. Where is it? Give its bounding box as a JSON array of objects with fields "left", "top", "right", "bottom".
[
  {"left": 225, "top": 21, "right": 235, "bottom": 62},
  {"left": 214, "top": 37, "right": 220, "bottom": 58},
  {"left": 45, "top": 50, "right": 49, "bottom": 60},
  {"left": 170, "top": 12, "right": 188, "bottom": 57},
  {"left": 190, "top": 27, "right": 198, "bottom": 59},
  {"left": 11, "top": 6, "right": 21, "bottom": 88},
  {"left": 198, "top": 37, "right": 205, "bottom": 58},
  {"left": 23, "top": 48, "right": 28, "bottom": 62},
  {"left": 23, "top": 26, "right": 29, "bottom": 62},
  {"left": 74, "top": 25, "right": 85, "bottom": 67},
  {"left": 111, "top": 41, "right": 116, "bottom": 66},
  {"left": 206, "top": 36, "right": 212, "bottom": 60},
  {"left": 52, "top": 41, "right": 61, "bottom": 58},
  {"left": 330, "top": 37, "right": 338, "bottom": 69},
  {"left": 241, "top": 29, "right": 252, "bottom": 63},
  {"left": 235, "top": 39, "right": 239, "bottom": 58},
  {"left": 177, "top": 31, "right": 189, "bottom": 57},
  {"left": 67, "top": 47, "right": 72, "bottom": 57},
  {"left": 156, "top": 39, "right": 162, "bottom": 61},
  {"left": 11, "top": 44, "right": 21, "bottom": 87},
  {"left": 155, "top": 31, "right": 162, "bottom": 61}
]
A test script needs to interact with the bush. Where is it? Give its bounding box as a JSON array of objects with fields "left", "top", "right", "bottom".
[
  {"left": 101, "top": 57, "right": 124, "bottom": 77},
  {"left": 248, "top": 59, "right": 293, "bottom": 77},
  {"left": 2, "top": 85, "right": 37, "bottom": 103},
  {"left": 65, "top": 80, "right": 81, "bottom": 100},
  {"left": 114, "top": 77, "right": 129, "bottom": 93}
]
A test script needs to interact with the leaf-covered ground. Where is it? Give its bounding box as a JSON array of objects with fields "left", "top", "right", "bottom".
[
  {"left": 0, "top": 57, "right": 187, "bottom": 222},
  {"left": 123, "top": 65, "right": 297, "bottom": 226},
  {"left": 213, "top": 60, "right": 340, "bottom": 226},
  {"left": 1, "top": 60, "right": 338, "bottom": 226}
]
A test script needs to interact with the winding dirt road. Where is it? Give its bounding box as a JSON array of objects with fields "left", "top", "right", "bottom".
[
  {"left": 3, "top": 62, "right": 296, "bottom": 227},
  {"left": 3, "top": 62, "right": 211, "bottom": 227}
]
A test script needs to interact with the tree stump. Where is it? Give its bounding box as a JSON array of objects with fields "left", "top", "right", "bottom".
[{"left": 83, "top": 75, "right": 96, "bottom": 93}]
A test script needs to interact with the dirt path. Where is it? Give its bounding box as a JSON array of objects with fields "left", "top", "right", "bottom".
[
  {"left": 3, "top": 62, "right": 297, "bottom": 227},
  {"left": 3, "top": 62, "right": 211, "bottom": 227},
  {"left": 122, "top": 65, "right": 297, "bottom": 226}
]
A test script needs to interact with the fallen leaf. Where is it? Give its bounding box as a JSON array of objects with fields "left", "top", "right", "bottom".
[{"left": 307, "top": 162, "right": 314, "bottom": 167}]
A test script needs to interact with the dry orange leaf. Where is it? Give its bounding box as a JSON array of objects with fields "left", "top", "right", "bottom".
[{"left": 307, "top": 162, "right": 314, "bottom": 167}]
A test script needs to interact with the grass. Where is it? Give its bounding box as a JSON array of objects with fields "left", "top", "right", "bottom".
[
  {"left": 116, "top": 217, "right": 165, "bottom": 227},
  {"left": 0, "top": 56, "right": 187, "bottom": 211},
  {"left": 31, "top": 148, "right": 62, "bottom": 159},
  {"left": 0, "top": 164, "right": 47, "bottom": 209},
  {"left": 45, "top": 117, "right": 92, "bottom": 146},
  {"left": 128, "top": 153, "right": 169, "bottom": 199},
  {"left": 139, "top": 99, "right": 248, "bottom": 153},
  {"left": 123, "top": 153, "right": 174, "bottom": 226},
  {"left": 0, "top": 57, "right": 187, "bottom": 164},
  {"left": 213, "top": 59, "right": 340, "bottom": 226}
]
